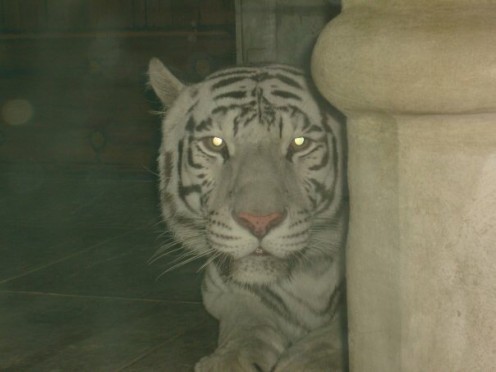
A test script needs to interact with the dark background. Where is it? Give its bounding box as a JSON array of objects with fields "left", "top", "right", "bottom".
[
  {"left": 0, "top": 1, "right": 234, "bottom": 370},
  {"left": 0, "top": 1, "right": 342, "bottom": 369},
  {"left": 0, "top": 0, "right": 235, "bottom": 174}
]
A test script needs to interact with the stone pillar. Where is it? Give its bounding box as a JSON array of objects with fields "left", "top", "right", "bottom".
[{"left": 312, "top": 2, "right": 496, "bottom": 371}]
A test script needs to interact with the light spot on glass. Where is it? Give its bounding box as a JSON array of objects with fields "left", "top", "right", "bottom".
[{"left": 2, "top": 99, "right": 34, "bottom": 126}]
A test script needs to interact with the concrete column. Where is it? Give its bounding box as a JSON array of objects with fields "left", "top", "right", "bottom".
[{"left": 312, "top": 2, "right": 496, "bottom": 371}]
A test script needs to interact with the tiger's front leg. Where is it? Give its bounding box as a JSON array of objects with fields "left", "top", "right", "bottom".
[
  {"left": 195, "top": 269, "right": 289, "bottom": 372},
  {"left": 194, "top": 321, "right": 287, "bottom": 372},
  {"left": 272, "top": 312, "right": 347, "bottom": 372}
]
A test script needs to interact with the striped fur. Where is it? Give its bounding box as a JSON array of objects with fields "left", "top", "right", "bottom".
[{"left": 149, "top": 58, "right": 348, "bottom": 371}]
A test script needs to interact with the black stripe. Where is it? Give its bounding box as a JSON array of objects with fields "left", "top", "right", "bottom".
[
  {"left": 212, "top": 102, "right": 253, "bottom": 115},
  {"left": 177, "top": 140, "right": 201, "bottom": 213},
  {"left": 253, "top": 72, "right": 269, "bottom": 82},
  {"left": 211, "top": 76, "right": 249, "bottom": 90},
  {"left": 253, "top": 363, "right": 264, "bottom": 372},
  {"left": 310, "top": 178, "right": 331, "bottom": 201},
  {"left": 173, "top": 213, "right": 202, "bottom": 229},
  {"left": 214, "top": 91, "right": 247, "bottom": 100},
  {"left": 233, "top": 113, "right": 242, "bottom": 137},
  {"left": 279, "top": 285, "right": 324, "bottom": 318},
  {"left": 161, "top": 191, "right": 177, "bottom": 216},
  {"left": 211, "top": 105, "right": 228, "bottom": 115},
  {"left": 324, "top": 280, "right": 345, "bottom": 315},
  {"left": 233, "top": 109, "right": 257, "bottom": 137},
  {"left": 196, "top": 117, "right": 213, "bottom": 132},
  {"left": 308, "top": 144, "right": 329, "bottom": 171},
  {"left": 185, "top": 116, "right": 196, "bottom": 133},
  {"left": 308, "top": 124, "right": 324, "bottom": 133},
  {"left": 208, "top": 230, "right": 241, "bottom": 241},
  {"left": 287, "top": 105, "right": 312, "bottom": 131},
  {"left": 288, "top": 215, "right": 310, "bottom": 229},
  {"left": 286, "top": 146, "right": 295, "bottom": 162},
  {"left": 307, "top": 192, "right": 318, "bottom": 209},
  {"left": 186, "top": 102, "right": 198, "bottom": 114},
  {"left": 257, "top": 287, "right": 311, "bottom": 331},
  {"left": 200, "top": 191, "right": 210, "bottom": 207},
  {"left": 196, "top": 144, "right": 214, "bottom": 158},
  {"left": 319, "top": 105, "right": 333, "bottom": 134},
  {"left": 271, "top": 90, "right": 302, "bottom": 100},
  {"left": 313, "top": 180, "right": 336, "bottom": 215},
  {"left": 316, "top": 192, "right": 334, "bottom": 216},
  {"left": 272, "top": 73, "right": 303, "bottom": 89},
  {"left": 284, "top": 229, "right": 308, "bottom": 239},
  {"left": 330, "top": 129, "right": 339, "bottom": 185},
  {"left": 301, "top": 111, "right": 312, "bottom": 131},
  {"left": 161, "top": 151, "right": 173, "bottom": 186},
  {"left": 317, "top": 199, "right": 346, "bottom": 230},
  {"left": 220, "top": 146, "right": 229, "bottom": 162},
  {"left": 314, "top": 127, "right": 340, "bottom": 215},
  {"left": 253, "top": 287, "right": 291, "bottom": 320},
  {"left": 187, "top": 140, "right": 202, "bottom": 169},
  {"left": 252, "top": 72, "right": 303, "bottom": 91},
  {"left": 190, "top": 88, "right": 198, "bottom": 99},
  {"left": 210, "top": 218, "right": 232, "bottom": 230},
  {"left": 178, "top": 184, "right": 202, "bottom": 206},
  {"left": 271, "top": 65, "right": 305, "bottom": 76}
]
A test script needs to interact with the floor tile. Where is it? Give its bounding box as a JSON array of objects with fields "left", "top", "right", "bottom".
[
  {"left": 0, "top": 292, "right": 215, "bottom": 371},
  {"left": 120, "top": 317, "right": 218, "bottom": 372},
  {"left": 0, "top": 171, "right": 216, "bottom": 370},
  {"left": 1, "top": 227, "right": 204, "bottom": 303}
]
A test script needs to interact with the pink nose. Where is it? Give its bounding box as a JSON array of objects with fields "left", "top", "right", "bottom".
[{"left": 235, "top": 211, "right": 286, "bottom": 238}]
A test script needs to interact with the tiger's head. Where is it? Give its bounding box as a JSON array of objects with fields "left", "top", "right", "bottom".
[{"left": 148, "top": 58, "right": 346, "bottom": 286}]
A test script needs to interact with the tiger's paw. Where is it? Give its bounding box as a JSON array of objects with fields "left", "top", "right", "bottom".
[
  {"left": 194, "top": 337, "right": 282, "bottom": 372},
  {"left": 272, "top": 350, "right": 342, "bottom": 372},
  {"left": 272, "top": 339, "right": 344, "bottom": 372},
  {"left": 194, "top": 349, "right": 275, "bottom": 372}
]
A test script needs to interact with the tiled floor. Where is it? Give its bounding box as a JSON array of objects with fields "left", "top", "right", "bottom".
[{"left": 0, "top": 167, "right": 217, "bottom": 371}]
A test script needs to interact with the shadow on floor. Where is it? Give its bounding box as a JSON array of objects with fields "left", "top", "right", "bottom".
[{"left": 0, "top": 168, "right": 217, "bottom": 371}]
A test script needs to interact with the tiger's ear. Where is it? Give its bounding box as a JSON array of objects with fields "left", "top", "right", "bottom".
[{"left": 148, "top": 57, "right": 185, "bottom": 107}]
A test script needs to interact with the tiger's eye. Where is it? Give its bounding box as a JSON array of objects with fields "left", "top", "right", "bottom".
[
  {"left": 211, "top": 137, "right": 224, "bottom": 147},
  {"left": 293, "top": 137, "right": 305, "bottom": 146},
  {"left": 201, "top": 136, "right": 227, "bottom": 153},
  {"left": 292, "top": 136, "right": 312, "bottom": 150}
]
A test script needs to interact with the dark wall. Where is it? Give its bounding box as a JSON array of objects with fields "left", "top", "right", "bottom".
[{"left": 0, "top": 0, "right": 235, "bottom": 175}]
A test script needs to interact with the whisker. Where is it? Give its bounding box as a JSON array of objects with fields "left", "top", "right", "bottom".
[
  {"left": 149, "top": 229, "right": 208, "bottom": 263},
  {"left": 157, "top": 249, "right": 214, "bottom": 279},
  {"left": 197, "top": 252, "right": 220, "bottom": 273},
  {"left": 142, "top": 165, "right": 160, "bottom": 177},
  {"left": 148, "top": 245, "right": 184, "bottom": 264}
]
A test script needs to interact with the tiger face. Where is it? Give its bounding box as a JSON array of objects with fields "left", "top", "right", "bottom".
[{"left": 149, "top": 59, "right": 346, "bottom": 286}]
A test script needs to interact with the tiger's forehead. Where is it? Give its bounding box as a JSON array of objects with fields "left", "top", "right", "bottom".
[
  {"left": 186, "top": 65, "right": 323, "bottom": 136},
  {"left": 203, "top": 65, "right": 309, "bottom": 101}
]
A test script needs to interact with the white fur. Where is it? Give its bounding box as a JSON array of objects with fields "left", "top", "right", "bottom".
[{"left": 149, "top": 59, "right": 348, "bottom": 371}]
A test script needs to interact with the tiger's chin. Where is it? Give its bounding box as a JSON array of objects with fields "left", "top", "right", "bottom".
[{"left": 229, "top": 255, "right": 290, "bottom": 286}]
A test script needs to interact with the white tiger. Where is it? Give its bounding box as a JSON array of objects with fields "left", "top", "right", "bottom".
[{"left": 148, "top": 57, "right": 348, "bottom": 371}]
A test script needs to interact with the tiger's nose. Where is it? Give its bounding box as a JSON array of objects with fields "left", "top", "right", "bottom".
[{"left": 234, "top": 211, "right": 286, "bottom": 238}]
